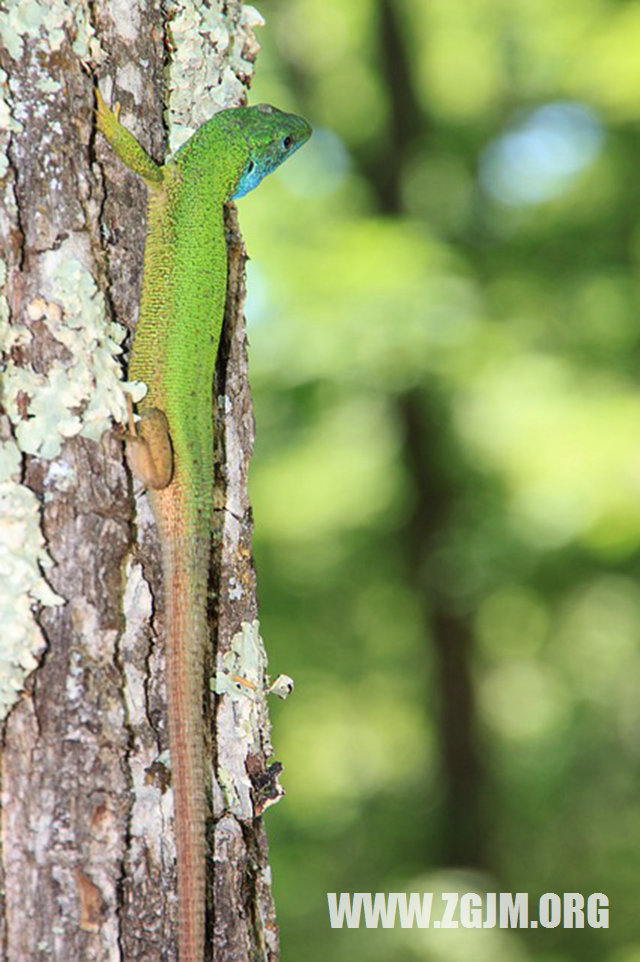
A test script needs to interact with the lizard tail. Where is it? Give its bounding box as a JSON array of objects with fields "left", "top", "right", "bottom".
[{"left": 156, "top": 487, "right": 209, "bottom": 962}]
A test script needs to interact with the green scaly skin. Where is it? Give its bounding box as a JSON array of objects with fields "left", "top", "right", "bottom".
[{"left": 96, "top": 90, "right": 310, "bottom": 962}]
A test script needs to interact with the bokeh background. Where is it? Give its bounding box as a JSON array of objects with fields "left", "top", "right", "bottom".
[{"left": 240, "top": 2, "right": 640, "bottom": 959}]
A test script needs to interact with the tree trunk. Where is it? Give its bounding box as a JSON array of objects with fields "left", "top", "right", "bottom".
[{"left": 0, "top": 2, "right": 280, "bottom": 959}]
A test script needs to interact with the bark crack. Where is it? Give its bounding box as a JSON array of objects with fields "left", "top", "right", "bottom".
[
  {"left": 5, "top": 135, "right": 26, "bottom": 275},
  {"left": 113, "top": 558, "right": 136, "bottom": 929}
]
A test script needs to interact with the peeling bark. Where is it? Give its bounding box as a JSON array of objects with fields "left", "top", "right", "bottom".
[{"left": 0, "top": 2, "right": 280, "bottom": 959}]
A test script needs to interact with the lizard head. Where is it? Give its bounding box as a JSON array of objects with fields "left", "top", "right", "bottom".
[{"left": 231, "top": 103, "right": 312, "bottom": 199}]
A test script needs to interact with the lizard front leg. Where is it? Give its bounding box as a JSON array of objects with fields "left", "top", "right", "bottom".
[{"left": 95, "top": 88, "right": 164, "bottom": 186}]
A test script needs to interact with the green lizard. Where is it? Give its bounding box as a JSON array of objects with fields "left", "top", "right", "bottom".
[{"left": 96, "top": 89, "right": 311, "bottom": 962}]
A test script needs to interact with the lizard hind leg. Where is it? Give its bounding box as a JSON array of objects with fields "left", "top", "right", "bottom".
[{"left": 125, "top": 395, "right": 174, "bottom": 490}]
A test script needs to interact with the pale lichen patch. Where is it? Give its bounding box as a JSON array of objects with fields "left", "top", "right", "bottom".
[
  {"left": 108, "top": 0, "right": 142, "bottom": 43},
  {"left": 3, "top": 244, "right": 145, "bottom": 460},
  {"left": 116, "top": 62, "right": 143, "bottom": 101},
  {"left": 213, "top": 620, "right": 284, "bottom": 818},
  {"left": 0, "top": 68, "right": 23, "bottom": 134},
  {"left": 0, "top": 254, "right": 63, "bottom": 718},
  {"left": 0, "top": 66, "right": 23, "bottom": 179},
  {"left": 0, "top": 0, "right": 103, "bottom": 63},
  {"left": 0, "top": 439, "right": 64, "bottom": 719},
  {"left": 166, "top": 0, "right": 263, "bottom": 151},
  {"left": 1, "top": 256, "right": 63, "bottom": 720},
  {"left": 0, "top": 437, "right": 21, "bottom": 483},
  {"left": 241, "top": 5, "right": 265, "bottom": 30},
  {"left": 0, "top": 240, "right": 144, "bottom": 723},
  {"left": 43, "top": 460, "right": 75, "bottom": 496},
  {"left": 36, "top": 75, "right": 62, "bottom": 95},
  {"left": 119, "top": 561, "right": 173, "bottom": 869},
  {"left": 215, "top": 620, "right": 268, "bottom": 704}
]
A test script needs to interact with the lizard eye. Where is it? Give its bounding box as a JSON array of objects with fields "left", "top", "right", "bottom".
[
  {"left": 247, "top": 160, "right": 255, "bottom": 172},
  {"left": 282, "top": 136, "right": 293, "bottom": 150}
]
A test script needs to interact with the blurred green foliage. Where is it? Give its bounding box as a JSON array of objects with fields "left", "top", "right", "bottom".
[{"left": 239, "top": 1, "right": 640, "bottom": 959}]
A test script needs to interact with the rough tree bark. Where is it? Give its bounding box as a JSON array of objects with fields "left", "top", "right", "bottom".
[{"left": 0, "top": 2, "right": 282, "bottom": 959}]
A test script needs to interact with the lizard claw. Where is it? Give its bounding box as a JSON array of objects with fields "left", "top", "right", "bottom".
[{"left": 125, "top": 392, "right": 137, "bottom": 437}]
